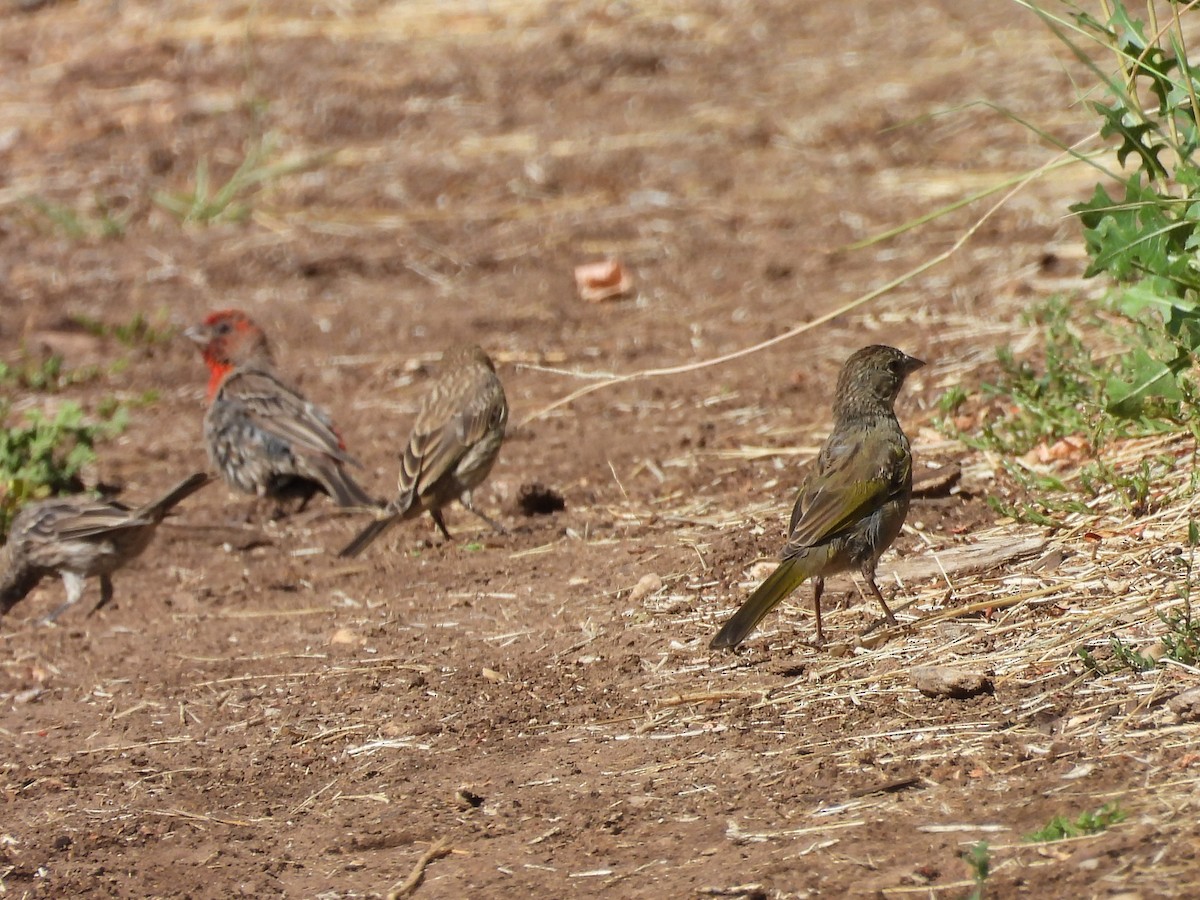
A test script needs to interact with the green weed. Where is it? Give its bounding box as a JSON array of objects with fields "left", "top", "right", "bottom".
[
  {"left": 0, "top": 354, "right": 99, "bottom": 392},
  {"left": 0, "top": 401, "right": 128, "bottom": 534},
  {"left": 24, "top": 194, "right": 132, "bottom": 240},
  {"left": 1024, "top": 803, "right": 1127, "bottom": 843},
  {"left": 1156, "top": 605, "right": 1199, "bottom": 666},
  {"left": 963, "top": 840, "right": 990, "bottom": 900},
  {"left": 153, "top": 133, "right": 329, "bottom": 224},
  {"left": 71, "top": 311, "right": 176, "bottom": 348},
  {"left": 940, "top": 293, "right": 1197, "bottom": 526},
  {"left": 1080, "top": 603, "right": 1199, "bottom": 674},
  {"left": 1020, "top": 1, "right": 1200, "bottom": 413}
]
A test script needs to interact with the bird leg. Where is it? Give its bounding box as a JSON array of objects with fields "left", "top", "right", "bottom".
[
  {"left": 43, "top": 572, "right": 86, "bottom": 624},
  {"left": 293, "top": 487, "right": 318, "bottom": 514},
  {"left": 87, "top": 575, "right": 115, "bottom": 617},
  {"left": 863, "top": 575, "right": 899, "bottom": 627},
  {"left": 811, "top": 576, "right": 825, "bottom": 647},
  {"left": 430, "top": 509, "right": 453, "bottom": 541},
  {"left": 460, "top": 493, "right": 506, "bottom": 535}
]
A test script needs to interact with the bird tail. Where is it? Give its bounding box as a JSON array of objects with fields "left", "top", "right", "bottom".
[
  {"left": 322, "top": 466, "right": 380, "bottom": 511},
  {"left": 710, "top": 555, "right": 815, "bottom": 649},
  {"left": 337, "top": 511, "right": 401, "bottom": 558},
  {"left": 138, "top": 472, "right": 213, "bottom": 522}
]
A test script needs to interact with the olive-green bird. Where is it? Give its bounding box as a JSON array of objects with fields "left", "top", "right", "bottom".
[{"left": 710, "top": 345, "right": 924, "bottom": 650}]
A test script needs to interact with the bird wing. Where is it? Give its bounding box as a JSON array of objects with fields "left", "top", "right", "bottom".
[
  {"left": 219, "top": 368, "right": 361, "bottom": 467},
  {"left": 782, "top": 422, "right": 910, "bottom": 556},
  {"left": 397, "top": 381, "right": 503, "bottom": 506},
  {"left": 23, "top": 499, "right": 138, "bottom": 542}
]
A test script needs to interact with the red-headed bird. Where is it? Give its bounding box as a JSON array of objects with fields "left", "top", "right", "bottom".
[{"left": 186, "top": 309, "right": 375, "bottom": 514}]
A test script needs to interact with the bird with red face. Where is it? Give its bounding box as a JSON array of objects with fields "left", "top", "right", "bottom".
[{"left": 186, "top": 309, "right": 376, "bottom": 514}]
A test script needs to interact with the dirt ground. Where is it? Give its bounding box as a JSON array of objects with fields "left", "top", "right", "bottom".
[{"left": 3, "top": 1, "right": 1199, "bottom": 897}]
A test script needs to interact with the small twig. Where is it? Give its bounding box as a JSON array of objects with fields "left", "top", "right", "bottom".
[
  {"left": 386, "top": 838, "right": 452, "bottom": 899},
  {"left": 657, "top": 690, "right": 762, "bottom": 708},
  {"left": 145, "top": 807, "right": 256, "bottom": 827}
]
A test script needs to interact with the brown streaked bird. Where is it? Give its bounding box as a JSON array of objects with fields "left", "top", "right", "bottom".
[
  {"left": 710, "top": 345, "right": 924, "bottom": 650},
  {"left": 339, "top": 344, "right": 508, "bottom": 557},
  {"left": 0, "top": 473, "right": 211, "bottom": 622},
  {"left": 186, "top": 309, "right": 376, "bottom": 514}
]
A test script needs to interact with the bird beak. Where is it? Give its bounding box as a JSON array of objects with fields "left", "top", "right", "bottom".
[
  {"left": 183, "top": 325, "right": 207, "bottom": 346},
  {"left": 904, "top": 355, "right": 926, "bottom": 374}
]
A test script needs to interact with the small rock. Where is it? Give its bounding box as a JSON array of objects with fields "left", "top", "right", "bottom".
[
  {"left": 329, "top": 627, "right": 360, "bottom": 646},
  {"left": 1168, "top": 686, "right": 1200, "bottom": 722},
  {"left": 911, "top": 665, "right": 993, "bottom": 699},
  {"left": 628, "top": 573, "right": 663, "bottom": 603}
]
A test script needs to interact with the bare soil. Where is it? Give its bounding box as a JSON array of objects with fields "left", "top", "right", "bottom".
[{"left": 3, "top": 1, "right": 1198, "bottom": 898}]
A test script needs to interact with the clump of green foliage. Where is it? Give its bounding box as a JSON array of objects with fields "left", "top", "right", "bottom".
[
  {"left": 1079, "top": 604, "right": 1199, "bottom": 674},
  {"left": 964, "top": 841, "right": 991, "bottom": 900},
  {"left": 0, "top": 401, "right": 128, "bottom": 534},
  {"left": 71, "top": 311, "right": 177, "bottom": 348},
  {"left": 23, "top": 194, "right": 132, "bottom": 240},
  {"left": 939, "top": 298, "right": 1185, "bottom": 526},
  {"left": 946, "top": 0, "right": 1200, "bottom": 524},
  {"left": 153, "top": 133, "right": 328, "bottom": 225},
  {"left": 1024, "top": 802, "right": 1127, "bottom": 842},
  {"left": 943, "top": 299, "right": 1109, "bottom": 456},
  {"left": 961, "top": 0, "right": 1200, "bottom": 451},
  {"left": 1029, "top": 1, "right": 1200, "bottom": 414},
  {"left": 0, "top": 353, "right": 99, "bottom": 392}
]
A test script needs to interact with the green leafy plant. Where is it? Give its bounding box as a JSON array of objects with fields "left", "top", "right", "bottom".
[
  {"left": 1026, "top": 0, "right": 1200, "bottom": 413},
  {"left": 70, "top": 311, "right": 177, "bottom": 348},
  {"left": 1080, "top": 603, "right": 1199, "bottom": 673},
  {"left": 1024, "top": 802, "right": 1127, "bottom": 842},
  {"left": 153, "top": 133, "right": 328, "bottom": 224},
  {"left": 1108, "top": 634, "right": 1159, "bottom": 672},
  {"left": 24, "top": 194, "right": 132, "bottom": 240},
  {"left": 0, "top": 401, "right": 128, "bottom": 534},
  {"left": 963, "top": 840, "right": 990, "bottom": 900},
  {"left": 0, "top": 354, "right": 99, "bottom": 392},
  {"left": 944, "top": 299, "right": 1110, "bottom": 456},
  {"left": 1157, "top": 604, "right": 1200, "bottom": 665},
  {"left": 1080, "top": 638, "right": 1152, "bottom": 672},
  {"left": 941, "top": 297, "right": 1182, "bottom": 525}
]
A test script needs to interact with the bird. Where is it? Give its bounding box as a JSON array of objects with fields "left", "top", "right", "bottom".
[
  {"left": 339, "top": 344, "right": 508, "bottom": 557},
  {"left": 0, "top": 472, "right": 212, "bottom": 622},
  {"left": 710, "top": 345, "right": 925, "bottom": 650},
  {"left": 185, "top": 309, "right": 376, "bottom": 515}
]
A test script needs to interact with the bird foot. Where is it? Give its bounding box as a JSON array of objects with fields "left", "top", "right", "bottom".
[{"left": 858, "top": 613, "right": 903, "bottom": 639}]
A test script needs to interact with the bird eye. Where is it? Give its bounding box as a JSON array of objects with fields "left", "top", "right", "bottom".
[{"left": 215, "top": 321, "right": 232, "bottom": 335}]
